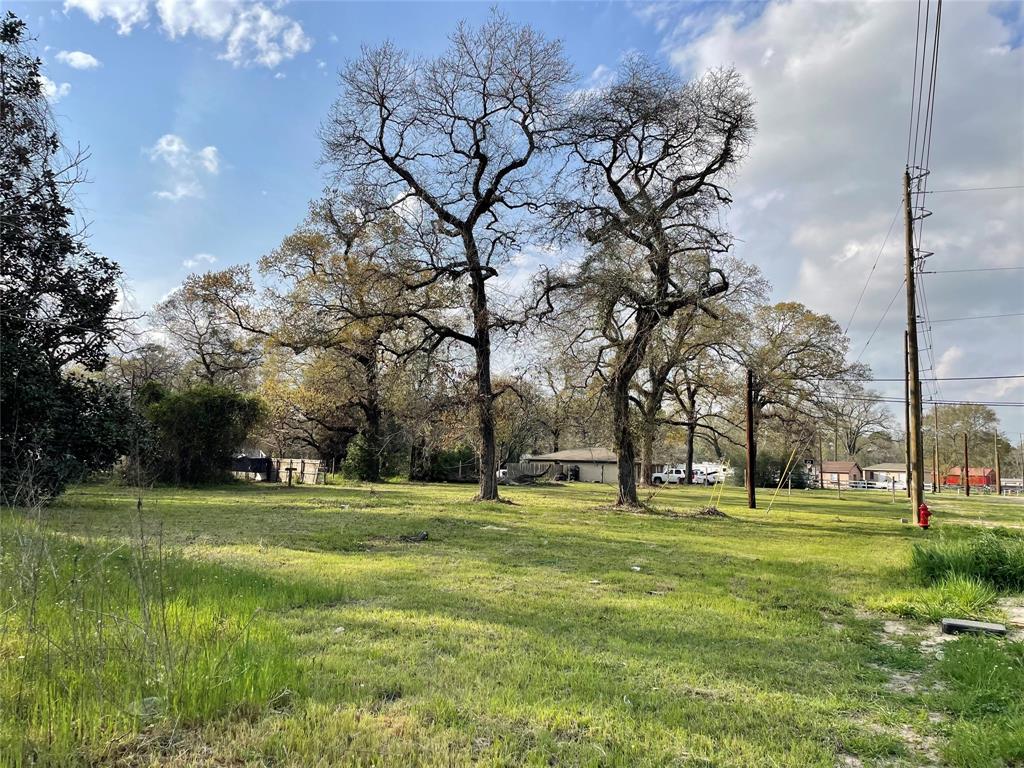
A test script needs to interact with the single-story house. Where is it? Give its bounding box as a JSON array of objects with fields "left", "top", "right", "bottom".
[
  {"left": 522, "top": 447, "right": 644, "bottom": 485},
  {"left": 819, "top": 460, "right": 862, "bottom": 489},
  {"left": 943, "top": 466, "right": 996, "bottom": 487},
  {"left": 863, "top": 463, "right": 908, "bottom": 485},
  {"left": 864, "top": 463, "right": 941, "bottom": 488}
]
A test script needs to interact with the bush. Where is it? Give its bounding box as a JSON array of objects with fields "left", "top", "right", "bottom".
[
  {"left": 340, "top": 433, "right": 377, "bottom": 480},
  {"left": 411, "top": 445, "right": 477, "bottom": 483},
  {"left": 911, "top": 530, "right": 1024, "bottom": 591},
  {"left": 141, "top": 384, "right": 265, "bottom": 485}
]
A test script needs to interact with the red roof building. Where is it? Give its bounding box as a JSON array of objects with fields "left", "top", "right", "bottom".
[{"left": 943, "top": 466, "right": 996, "bottom": 487}]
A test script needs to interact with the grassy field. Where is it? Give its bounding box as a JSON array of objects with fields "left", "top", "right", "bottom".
[{"left": 2, "top": 480, "right": 1022, "bottom": 767}]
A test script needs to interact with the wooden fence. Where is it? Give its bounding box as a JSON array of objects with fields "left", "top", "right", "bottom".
[
  {"left": 503, "top": 462, "right": 554, "bottom": 483},
  {"left": 271, "top": 458, "right": 324, "bottom": 484}
]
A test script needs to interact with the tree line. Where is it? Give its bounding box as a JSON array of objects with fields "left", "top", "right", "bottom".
[{"left": 3, "top": 12, "right": 1018, "bottom": 506}]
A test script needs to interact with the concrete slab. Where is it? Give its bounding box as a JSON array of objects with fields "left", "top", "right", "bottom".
[{"left": 940, "top": 618, "right": 1007, "bottom": 636}]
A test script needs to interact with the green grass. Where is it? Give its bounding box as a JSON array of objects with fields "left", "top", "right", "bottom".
[
  {"left": 1, "top": 480, "right": 1021, "bottom": 766},
  {"left": 911, "top": 528, "right": 1024, "bottom": 591},
  {"left": 878, "top": 573, "right": 999, "bottom": 622},
  {"left": 933, "top": 637, "right": 1024, "bottom": 767}
]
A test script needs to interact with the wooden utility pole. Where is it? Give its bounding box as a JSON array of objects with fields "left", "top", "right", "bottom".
[
  {"left": 745, "top": 368, "right": 757, "bottom": 509},
  {"left": 933, "top": 405, "right": 940, "bottom": 493},
  {"left": 962, "top": 432, "right": 970, "bottom": 497},
  {"left": 903, "top": 168, "right": 925, "bottom": 521},
  {"left": 904, "top": 330, "right": 911, "bottom": 499},
  {"left": 818, "top": 433, "right": 825, "bottom": 491},
  {"left": 994, "top": 433, "right": 1001, "bottom": 496}
]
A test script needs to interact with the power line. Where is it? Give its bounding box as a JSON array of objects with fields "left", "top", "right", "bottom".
[
  {"left": 923, "top": 267, "right": 1024, "bottom": 274},
  {"left": 814, "top": 374, "right": 1024, "bottom": 383},
  {"left": 926, "top": 185, "right": 1024, "bottom": 193},
  {"left": 854, "top": 279, "right": 905, "bottom": 363},
  {"left": 928, "top": 312, "right": 1024, "bottom": 323},
  {"left": 844, "top": 202, "right": 901, "bottom": 334},
  {"left": 813, "top": 393, "right": 1024, "bottom": 408}
]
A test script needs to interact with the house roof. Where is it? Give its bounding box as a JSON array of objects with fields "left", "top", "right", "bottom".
[
  {"left": 863, "top": 463, "right": 909, "bottom": 472},
  {"left": 945, "top": 466, "right": 995, "bottom": 475},
  {"left": 821, "top": 460, "right": 860, "bottom": 473},
  {"left": 525, "top": 448, "right": 622, "bottom": 464}
]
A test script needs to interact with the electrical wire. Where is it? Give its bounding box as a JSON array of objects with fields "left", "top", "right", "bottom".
[
  {"left": 926, "top": 185, "right": 1024, "bottom": 193},
  {"left": 844, "top": 202, "right": 901, "bottom": 335},
  {"left": 923, "top": 267, "right": 1024, "bottom": 274},
  {"left": 927, "top": 312, "right": 1024, "bottom": 323},
  {"left": 854, "top": 279, "right": 905, "bottom": 363}
]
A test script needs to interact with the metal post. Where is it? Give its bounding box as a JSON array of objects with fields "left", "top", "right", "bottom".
[{"left": 933, "top": 404, "right": 940, "bottom": 494}]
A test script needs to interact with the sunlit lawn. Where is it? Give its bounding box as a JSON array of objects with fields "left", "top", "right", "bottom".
[{"left": 2, "top": 479, "right": 1021, "bottom": 767}]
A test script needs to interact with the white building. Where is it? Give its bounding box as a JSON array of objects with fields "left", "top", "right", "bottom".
[{"left": 522, "top": 448, "right": 644, "bottom": 484}]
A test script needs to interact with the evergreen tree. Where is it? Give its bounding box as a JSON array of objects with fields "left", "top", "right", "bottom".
[{"left": 1, "top": 13, "right": 132, "bottom": 503}]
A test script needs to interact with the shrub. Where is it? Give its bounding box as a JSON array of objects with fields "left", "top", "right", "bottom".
[
  {"left": 141, "top": 384, "right": 265, "bottom": 485},
  {"left": 911, "top": 530, "right": 1024, "bottom": 591},
  {"left": 341, "top": 433, "right": 377, "bottom": 480}
]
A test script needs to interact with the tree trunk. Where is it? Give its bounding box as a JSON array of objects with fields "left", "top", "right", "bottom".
[
  {"left": 684, "top": 422, "right": 696, "bottom": 485},
  {"left": 638, "top": 413, "right": 656, "bottom": 487},
  {"left": 609, "top": 310, "right": 658, "bottom": 506},
  {"left": 611, "top": 373, "right": 638, "bottom": 506},
  {"left": 363, "top": 403, "right": 382, "bottom": 481},
  {"left": 468, "top": 254, "right": 499, "bottom": 501},
  {"left": 358, "top": 349, "right": 382, "bottom": 482}
]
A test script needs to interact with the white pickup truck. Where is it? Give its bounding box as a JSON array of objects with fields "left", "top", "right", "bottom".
[{"left": 651, "top": 465, "right": 722, "bottom": 485}]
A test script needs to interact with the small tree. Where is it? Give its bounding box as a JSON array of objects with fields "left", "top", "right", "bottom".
[{"left": 141, "top": 384, "right": 264, "bottom": 485}]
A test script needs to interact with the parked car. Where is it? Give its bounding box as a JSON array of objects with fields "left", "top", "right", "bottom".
[
  {"left": 651, "top": 466, "right": 686, "bottom": 484},
  {"left": 651, "top": 465, "right": 723, "bottom": 485}
]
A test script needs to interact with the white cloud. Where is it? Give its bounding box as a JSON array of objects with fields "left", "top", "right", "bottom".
[
  {"left": 64, "top": 0, "right": 312, "bottom": 68},
  {"left": 655, "top": 1, "right": 1024, "bottom": 408},
  {"left": 39, "top": 75, "right": 71, "bottom": 103},
  {"left": 197, "top": 146, "right": 219, "bottom": 174},
  {"left": 64, "top": 0, "right": 149, "bottom": 35},
  {"left": 56, "top": 50, "right": 102, "bottom": 69},
  {"left": 221, "top": 4, "right": 312, "bottom": 68},
  {"left": 935, "top": 346, "right": 964, "bottom": 378},
  {"left": 147, "top": 133, "right": 220, "bottom": 201},
  {"left": 274, "top": 71, "right": 286, "bottom": 80},
  {"left": 182, "top": 253, "right": 216, "bottom": 269}
]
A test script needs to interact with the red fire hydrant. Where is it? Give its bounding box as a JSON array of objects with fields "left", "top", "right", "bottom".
[{"left": 918, "top": 503, "right": 931, "bottom": 529}]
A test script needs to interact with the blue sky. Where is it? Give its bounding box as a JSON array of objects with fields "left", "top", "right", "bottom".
[
  {"left": 8, "top": 0, "right": 1024, "bottom": 430},
  {"left": 11, "top": 1, "right": 670, "bottom": 309}
]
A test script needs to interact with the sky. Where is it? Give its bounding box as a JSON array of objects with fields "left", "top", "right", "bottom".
[{"left": 8, "top": 0, "right": 1024, "bottom": 432}]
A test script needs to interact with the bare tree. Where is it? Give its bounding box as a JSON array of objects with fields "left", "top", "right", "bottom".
[
  {"left": 734, "top": 301, "right": 866, "bottom": 479},
  {"left": 820, "top": 382, "right": 891, "bottom": 459},
  {"left": 154, "top": 282, "right": 262, "bottom": 387},
  {"left": 320, "top": 13, "right": 574, "bottom": 500},
  {"left": 547, "top": 58, "right": 755, "bottom": 506},
  {"left": 630, "top": 258, "right": 766, "bottom": 484}
]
